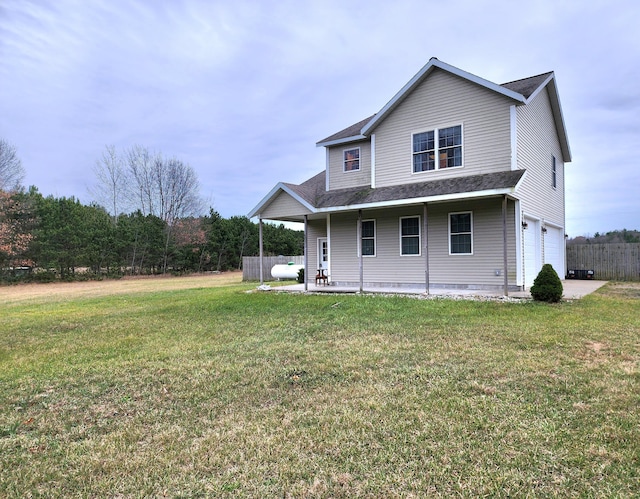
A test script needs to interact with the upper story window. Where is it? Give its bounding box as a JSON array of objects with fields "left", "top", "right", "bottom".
[
  {"left": 449, "top": 212, "right": 472, "bottom": 255},
  {"left": 413, "top": 125, "right": 462, "bottom": 173},
  {"left": 361, "top": 220, "right": 376, "bottom": 256},
  {"left": 343, "top": 147, "right": 360, "bottom": 172},
  {"left": 400, "top": 216, "right": 421, "bottom": 256},
  {"left": 552, "top": 155, "right": 557, "bottom": 188}
]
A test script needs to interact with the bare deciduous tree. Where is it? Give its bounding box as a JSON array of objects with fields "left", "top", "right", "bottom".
[
  {"left": 0, "top": 139, "right": 26, "bottom": 192},
  {"left": 126, "top": 144, "right": 156, "bottom": 216},
  {"left": 90, "top": 145, "right": 127, "bottom": 224},
  {"left": 91, "top": 144, "right": 204, "bottom": 273}
]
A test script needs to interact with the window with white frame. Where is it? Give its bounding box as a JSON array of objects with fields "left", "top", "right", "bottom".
[
  {"left": 413, "top": 125, "right": 462, "bottom": 173},
  {"left": 400, "top": 216, "right": 420, "bottom": 255},
  {"left": 552, "top": 155, "right": 557, "bottom": 188},
  {"left": 449, "top": 212, "right": 472, "bottom": 254},
  {"left": 361, "top": 220, "right": 375, "bottom": 256},
  {"left": 343, "top": 147, "right": 360, "bottom": 172}
]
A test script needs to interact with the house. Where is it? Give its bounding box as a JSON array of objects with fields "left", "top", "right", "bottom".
[{"left": 249, "top": 58, "right": 571, "bottom": 294}]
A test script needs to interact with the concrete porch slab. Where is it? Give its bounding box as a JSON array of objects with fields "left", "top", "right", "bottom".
[{"left": 266, "top": 280, "right": 608, "bottom": 300}]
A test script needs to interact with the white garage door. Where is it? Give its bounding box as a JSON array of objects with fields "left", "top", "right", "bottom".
[
  {"left": 544, "top": 226, "right": 565, "bottom": 279},
  {"left": 523, "top": 218, "right": 540, "bottom": 287}
]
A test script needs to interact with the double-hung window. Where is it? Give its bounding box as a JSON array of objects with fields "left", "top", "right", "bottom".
[
  {"left": 361, "top": 220, "right": 376, "bottom": 256},
  {"left": 413, "top": 125, "right": 462, "bottom": 172},
  {"left": 344, "top": 147, "right": 360, "bottom": 172},
  {"left": 449, "top": 212, "right": 472, "bottom": 254},
  {"left": 400, "top": 216, "right": 420, "bottom": 255}
]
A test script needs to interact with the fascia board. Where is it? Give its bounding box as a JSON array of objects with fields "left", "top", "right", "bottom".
[
  {"left": 524, "top": 72, "right": 555, "bottom": 102},
  {"left": 315, "top": 186, "right": 519, "bottom": 214},
  {"left": 524, "top": 73, "right": 571, "bottom": 162},
  {"left": 316, "top": 135, "right": 367, "bottom": 148},
  {"left": 361, "top": 59, "right": 526, "bottom": 136},
  {"left": 247, "top": 182, "right": 317, "bottom": 218}
]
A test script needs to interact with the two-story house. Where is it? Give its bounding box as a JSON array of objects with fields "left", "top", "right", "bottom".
[{"left": 249, "top": 58, "right": 571, "bottom": 293}]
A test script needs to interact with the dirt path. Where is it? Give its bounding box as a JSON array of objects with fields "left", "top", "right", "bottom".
[{"left": 0, "top": 271, "right": 244, "bottom": 305}]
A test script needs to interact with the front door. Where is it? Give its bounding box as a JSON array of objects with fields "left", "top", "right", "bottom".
[{"left": 317, "top": 238, "right": 328, "bottom": 271}]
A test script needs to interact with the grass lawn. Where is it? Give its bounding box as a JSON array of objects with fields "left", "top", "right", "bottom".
[{"left": 1, "top": 276, "right": 638, "bottom": 497}]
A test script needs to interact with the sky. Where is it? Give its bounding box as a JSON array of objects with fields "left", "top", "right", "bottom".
[{"left": 1, "top": 0, "right": 639, "bottom": 237}]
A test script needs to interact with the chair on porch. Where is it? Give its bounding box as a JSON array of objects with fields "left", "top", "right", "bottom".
[{"left": 315, "top": 269, "right": 328, "bottom": 285}]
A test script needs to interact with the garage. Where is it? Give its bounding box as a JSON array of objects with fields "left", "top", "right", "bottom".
[
  {"left": 523, "top": 217, "right": 541, "bottom": 287},
  {"left": 544, "top": 225, "right": 565, "bottom": 279}
]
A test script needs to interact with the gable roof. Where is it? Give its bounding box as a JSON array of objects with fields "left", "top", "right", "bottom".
[
  {"left": 316, "top": 58, "right": 571, "bottom": 161},
  {"left": 249, "top": 169, "right": 526, "bottom": 219},
  {"left": 316, "top": 115, "right": 376, "bottom": 147},
  {"left": 501, "top": 71, "right": 553, "bottom": 98}
]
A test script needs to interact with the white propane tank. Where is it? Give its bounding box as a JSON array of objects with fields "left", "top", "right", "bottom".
[{"left": 271, "top": 262, "right": 304, "bottom": 280}]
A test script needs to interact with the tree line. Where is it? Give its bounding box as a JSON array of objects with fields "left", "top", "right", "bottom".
[
  {"left": 0, "top": 141, "right": 303, "bottom": 283},
  {"left": 567, "top": 229, "right": 640, "bottom": 245}
]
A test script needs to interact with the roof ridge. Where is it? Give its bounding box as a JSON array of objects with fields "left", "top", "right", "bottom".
[{"left": 500, "top": 71, "right": 553, "bottom": 87}]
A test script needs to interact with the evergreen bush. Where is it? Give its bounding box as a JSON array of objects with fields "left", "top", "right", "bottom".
[
  {"left": 530, "top": 263, "right": 563, "bottom": 302},
  {"left": 297, "top": 268, "right": 304, "bottom": 284}
]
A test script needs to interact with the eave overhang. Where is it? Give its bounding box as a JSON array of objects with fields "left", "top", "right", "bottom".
[
  {"left": 248, "top": 182, "right": 316, "bottom": 219},
  {"left": 361, "top": 58, "right": 526, "bottom": 137},
  {"left": 252, "top": 170, "right": 527, "bottom": 222}
]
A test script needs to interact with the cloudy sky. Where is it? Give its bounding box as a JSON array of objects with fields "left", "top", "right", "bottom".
[{"left": 1, "top": 0, "right": 638, "bottom": 236}]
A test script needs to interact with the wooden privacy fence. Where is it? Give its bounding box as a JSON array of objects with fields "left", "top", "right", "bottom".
[
  {"left": 242, "top": 256, "right": 304, "bottom": 281},
  {"left": 567, "top": 243, "right": 640, "bottom": 281}
]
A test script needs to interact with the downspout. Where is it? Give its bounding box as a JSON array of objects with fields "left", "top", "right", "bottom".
[
  {"left": 424, "top": 203, "right": 429, "bottom": 295},
  {"left": 259, "top": 217, "right": 264, "bottom": 285},
  {"left": 358, "top": 209, "right": 363, "bottom": 293},
  {"left": 502, "top": 195, "right": 509, "bottom": 296},
  {"left": 304, "top": 215, "right": 308, "bottom": 292}
]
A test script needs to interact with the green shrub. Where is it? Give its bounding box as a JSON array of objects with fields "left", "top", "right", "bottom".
[
  {"left": 530, "top": 263, "right": 563, "bottom": 302},
  {"left": 297, "top": 268, "right": 304, "bottom": 284}
]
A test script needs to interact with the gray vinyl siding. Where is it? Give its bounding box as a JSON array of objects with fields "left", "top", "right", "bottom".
[
  {"left": 373, "top": 69, "right": 513, "bottom": 188},
  {"left": 328, "top": 199, "right": 517, "bottom": 288},
  {"left": 515, "top": 87, "right": 565, "bottom": 227},
  {"left": 328, "top": 139, "right": 372, "bottom": 191},
  {"left": 260, "top": 191, "right": 312, "bottom": 220}
]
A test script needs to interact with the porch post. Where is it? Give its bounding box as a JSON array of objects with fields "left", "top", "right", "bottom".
[
  {"left": 502, "top": 195, "right": 509, "bottom": 296},
  {"left": 358, "top": 209, "right": 363, "bottom": 293},
  {"left": 259, "top": 217, "right": 264, "bottom": 285},
  {"left": 304, "top": 215, "right": 308, "bottom": 292},
  {"left": 423, "top": 203, "right": 429, "bottom": 295}
]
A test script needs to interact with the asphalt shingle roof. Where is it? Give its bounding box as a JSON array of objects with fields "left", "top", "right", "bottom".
[
  {"left": 286, "top": 170, "right": 526, "bottom": 210},
  {"left": 500, "top": 72, "right": 553, "bottom": 99}
]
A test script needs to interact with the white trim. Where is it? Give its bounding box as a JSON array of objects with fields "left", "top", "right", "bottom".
[
  {"left": 316, "top": 187, "right": 518, "bottom": 214},
  {"left": 399, "top": 215, "right": 421, "bottom": 256},
  {"left": 343, "top": 146, "right": 361, "bottom": 172},
  {"left": 510, "top": 105, "right": 518, "bottom": 171},
  {"left": 524, "top": 72, "right": 554, "bottom": 103},
  {"left": 317, "top": 237, "right": 328, "bottom": 270},
  {"left": 411, "top": 124, "right": 464, "bottom": 174},
  {"left": 524, "top": 74, "right": 572, "bottom": 162},
  {"left": 359, "top": 219, "right": 376, "bottom": 257},
  {"left": 448, "top": 211, "right": 473, "bottom": 255},
  {"left": 371, "top": 133, "right": 376, "bottom": 188},
  {"left": 251, "top": 179, "right": 526, "bottom": 220},
  {"left": 325, "top": 148, "right": 330, "bottom": 191},
  {"left": 362, "top": 58, "right": 525, "bottom": 136},
  {"left": 326, "top": 214, "right": 331, "bottom": 278},
  {"left": 515, "top": 200, "right": 523, "bottom": 286},
  {"left": 316, "top": 135, "right": 367, "bottom": 148},
  {"left": 248, "top": 182, "right": 316, "bottom": 219}
]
